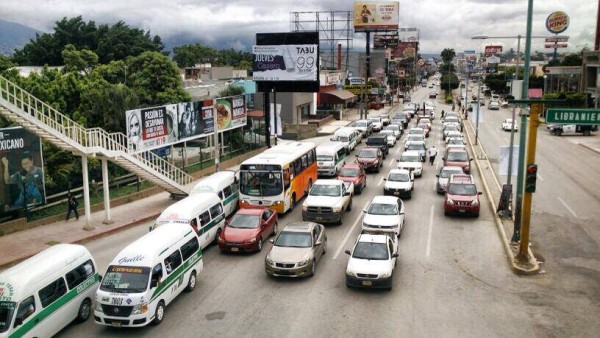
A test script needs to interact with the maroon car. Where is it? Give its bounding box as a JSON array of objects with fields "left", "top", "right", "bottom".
[
  {"left": 218, "top": 207, "right": 278, "bottom": 253},
  {"left": 444, "top": 174, "right": 482, "bottom": 217},
  {"left": 338, "top": 163, "right": 367, "bottom": 194},
  {"left": 356, "top": 147, "right": 384, "bottom": 173},
  {"left": 443, "top": 148, "right": 473, "bottom": 173}
]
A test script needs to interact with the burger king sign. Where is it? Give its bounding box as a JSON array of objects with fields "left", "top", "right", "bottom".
[{"left": 546, "top": 11, "right": 569, "bottom": 34}]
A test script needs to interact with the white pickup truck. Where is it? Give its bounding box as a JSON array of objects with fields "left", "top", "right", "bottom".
[{"left": 302, "top": 179, "right": 353, "bottom": 224}]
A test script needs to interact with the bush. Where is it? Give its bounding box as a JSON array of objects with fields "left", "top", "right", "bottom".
[{"left": 445, "top": 95, "right": 453, "bottom": 104}]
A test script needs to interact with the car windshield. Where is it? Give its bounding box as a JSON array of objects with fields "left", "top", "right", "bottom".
[
  {"left": 368, "top": 203, "right": 398, "bottom": 215},
  {"left": 339, "top": 167, "right": 359, "bottom": 177},
  {"left": 355, "top": 121, "right": 367, "bottom": 127},
  {"left": 359, "top": 150, "right": 378, "bottom": 158},
  {"left": 0, "top": 302, "right": 16, "bottom": 333},
  {"left": 369, "top": 118, "right": 380, "bottom": 124},
  {"left": 228, "top": 214, "right": 260, "bottom": 228},
  {"left": 408, "top": 136, "right": 424, "bottom": 142},
  {"left": 338, "top": 136, "right": 349, "bottom": 142},
  {"left": 448, "top": 184, "right": 477, "bottom": 195},
  {"left": 385, "top": 126, "right": 398, "bottom": 131},
  {"left": 352, "top": 242, "right": 389, "bottom": 260},
  {"left": 447, "top": 152, "right": 468, "bottom": 162},
  {"left": 389, "top": 173, "right": 410, "bottom": 182},
  {"left": 100, "top": 266, "right": 151, "bottom": 293},
  {"left": 448, "top": 139, "right": 464, "bottom": 145},
  {"left": 274, "top": 231, "right": 312, "bottom": 248},
  {"left": 441, "top": 169, "right": 463, "bottom": 178},
  {"left": 310, "top": 184, "right": 340, "bottom": 197},
  {"left": 407, "top": 144, "right": 425, "bottom": 151},
  {"left": 317, "top": 155, "right": 334, "bottom": 161},
  {"left": 240, "top": 171, "right": 283, "bottom": 197},
  {"left": 400, "top": 155, "right": 420, "bottom": 162}
]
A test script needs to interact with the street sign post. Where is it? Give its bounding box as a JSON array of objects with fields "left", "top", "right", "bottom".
[{"left": 545, "top": 108, "right": 600, "bottom": 125}]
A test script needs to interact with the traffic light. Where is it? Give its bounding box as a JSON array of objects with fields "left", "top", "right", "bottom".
[{"left": 525, "top": 163, "right": 538, "bottom": 193}]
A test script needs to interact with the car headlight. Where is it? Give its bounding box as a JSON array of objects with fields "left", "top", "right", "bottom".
[
  {"left": 332, "top": 207, "right": 342, "bottom": 213},
  {"left": 346, "top": 269, "right": 357, "bottom": 277},
  {"left": 471, "top": 200, "right": 479, "bottom": 206},
  {"left": 265, "top": 256, "right": 274, "bottom": 265},
  {"left": 362, "top": 222, "right": 374, "bottom": 228},
  {"left": 247, "top": 237, "right": 257, "bottom": 243},
  {"left": 380, "top": 271, "right": 391, "bottom": 278},
  {"left": 302, "top": 204, "right": 308, "bottom": 211},
  {"left": 447, "top": 198, "right": 455, "bottom": 205},
  {"left": 132, "top": 303, "right": 148, "bottom": 315},
  {"left": 95, "top": 302, "right": 103, "bottom": 313},
  {"left": 298, "top": 258, "right": 310, "bottom": 266}
]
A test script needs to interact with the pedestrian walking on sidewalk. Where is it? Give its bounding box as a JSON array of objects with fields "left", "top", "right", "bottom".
[
  {"left": 427, "top": 146, "right": 438, "bottom": 166},
  {"left": 66, "top": 192, "right": 79, "bottom": 221}
]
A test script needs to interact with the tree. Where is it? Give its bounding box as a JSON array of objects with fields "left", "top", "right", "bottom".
[
  {"left": 61, "top": 44, "right": 99, "bottom": 76},
  {"left": 218, "top": 85, "right": 245, "bottom": 97},
  {"left": 440, "top": 48, "right": 456, "bottom": 66},
  {"left": 173, "top": 44, "right": 218, "bottom": 68},
  {"left": 561, "top": 53, "right": 582, "bottom": 66}
]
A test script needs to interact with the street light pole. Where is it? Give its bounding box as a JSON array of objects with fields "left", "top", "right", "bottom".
[{"left": 475, "top": 79, "right": 481, "bottom": 145}]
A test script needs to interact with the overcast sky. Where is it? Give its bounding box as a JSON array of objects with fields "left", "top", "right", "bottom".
[{"left": 0, "top": 0, "right": 595, "bottom": 54}]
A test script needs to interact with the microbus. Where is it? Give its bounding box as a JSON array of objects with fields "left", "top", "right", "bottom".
[
  {"left": 95, "top": 223, "right": 202, "bottom": 327},
  {"left": 190, "top": 170, "right": 239, "bottom": 217},
  {"left": 316, "top": 141, "right": 347, "bottom": 177},
  {"left": 0, "top": 244, "right": 99, "bottom": 338},
  {"left": 151, "top": 192, "right": 225, "bottom": 249},
  {"left": 330, "top": 127, "right": 359, "bottom": 154}
]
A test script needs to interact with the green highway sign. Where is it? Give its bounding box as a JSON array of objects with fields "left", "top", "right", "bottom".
[{"left": 545, "top": 108, "right": 600, "bottom": 125}]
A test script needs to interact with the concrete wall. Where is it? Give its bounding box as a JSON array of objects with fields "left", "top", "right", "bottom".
[
  {"left": 254, "top": 92, "right": 315, "bottom": 125},
  {"left": 211, "top": 67, "right": 234, "bottom": 80}
]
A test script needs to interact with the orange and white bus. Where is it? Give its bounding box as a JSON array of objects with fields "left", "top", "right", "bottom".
[{"left": 239, "top": 141, "right": 317, "bottom": 214}]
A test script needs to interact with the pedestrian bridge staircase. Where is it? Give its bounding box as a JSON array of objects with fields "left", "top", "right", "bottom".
[{"left": 0, "top": 75, "right": 194, "bottom": 195}]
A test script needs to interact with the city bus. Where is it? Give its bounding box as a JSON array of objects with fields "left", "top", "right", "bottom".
[{"left": 238, "top": 141, "right": 317, "bottom": 214}]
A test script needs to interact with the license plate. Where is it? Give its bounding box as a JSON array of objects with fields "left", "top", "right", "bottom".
[
  {"left": 316, "top": 217, "right": 323, "bottom": 220},
  {"left": 231, "top": 247, "right": 239, "bottom": 252},
  {"left": 111, "top": 321, "right": 122, "bottom": 327},
  {"left": 393, "top": 191, "right": 399, "bottom": 195},
  {"left": 362, "top": 280, "right": 372, "bottom": 286},
  {"left": 459, "top": 209, "right": 466, "bottom": 213}
]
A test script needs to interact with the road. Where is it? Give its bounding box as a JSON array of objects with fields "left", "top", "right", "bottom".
[{"left": 57, "top": 83, "right": 599, "bottom": 337}]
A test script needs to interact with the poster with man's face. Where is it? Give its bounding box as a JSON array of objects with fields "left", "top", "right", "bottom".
[{"left": 0, "top": 127, "right": 46, "bottom": 213}]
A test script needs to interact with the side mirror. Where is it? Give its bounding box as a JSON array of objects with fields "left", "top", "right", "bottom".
[
  {"left": 478, "top": 192, "right": 483, "bottom": 195},
  {"left": 392, "top": 253, "right": 399, "bottom": 258},
  {"left": 362, "top": 209, "right": 367, "bottom": 213},
  {"left": 436, "top": 174, "right": 440, "bottom": 177},
  {"left": 345, "top": 250, "right": 351, "bottom": 255},
  {"left": 469, "top": 158, "right": 473, "bottom": 162},
  {"left": 344, "top": 191, "right": 351, "bottom": 196},
  {"left": 98, "top": 274, "right": 103, "bottom": 282},
  {"left": 315, "top": 241, "right": 322, "bottom": 246},
  {"left": 396, "top": 159, "right": 400, "bottom": 162},
  {"left": 150, "top": 279, "right": 159, "bottom": 288},
  {"left": 355, "top": 154, "right": 358, "bottom": 157},
  {"left": 383, "top": 178, "right": 387, "bottom": 181},
  {"left": 14, "top": 317, "right": 23, "bottom": 327},
  {"left": 269, "top": 239, "right": 274, "bottom": 244}
]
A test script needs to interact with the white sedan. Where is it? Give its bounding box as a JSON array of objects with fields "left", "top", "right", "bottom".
[
  {"left": 345, "top": 232, "right": 398, "bottom": 290},
  {"left": 361, "top": 195, "right": 405, "bottom": 237},
  {"left": 502, "top": 119, "right": 518, "bottom": 131}
]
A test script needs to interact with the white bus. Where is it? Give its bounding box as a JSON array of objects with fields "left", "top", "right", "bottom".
[
  {"left": 190, "top": 170, "right": 239, "bottom": 217},
  {"left": 316, "top": 141, "right": 347, "bottom": 177},
  {"left": 239, "top": 142, "right": 317, "bottom": 214},
  {"left": 95, "top": 223, "right": 203, "bottom": 327},
  {"left": 0, "top": 244, "right": 99, "bottom": 338}
]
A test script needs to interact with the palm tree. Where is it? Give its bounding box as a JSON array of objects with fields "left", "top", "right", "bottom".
[{"left": 441, "top": 48, "right": 456, "bottom": 65}]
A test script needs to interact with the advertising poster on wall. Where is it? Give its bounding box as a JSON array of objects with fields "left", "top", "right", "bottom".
[
  {"left": 201, "top": 100, "right": 215, "bottom": 136},
  {"left": 0, "top": 127, "right": 46, "bottom": 212},
  {"left": 252, "top": 44, "right": 319, "bottom": 82},
  {"left": 353, "top": 2, "right": 399, "bottom": 32},
  {"left": 215, "top": 95, "right": 247, "bottom": 133},
  {"left": 126, "top": 105, "right": 177, "bottom": 153},
  {"left": 177, "top": 100, "right": 211, "bottom": 142}
]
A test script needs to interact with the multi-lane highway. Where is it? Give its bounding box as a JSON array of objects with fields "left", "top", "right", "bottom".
[{"left": 57, "top": 84, "right": 600, "bottom": 337}]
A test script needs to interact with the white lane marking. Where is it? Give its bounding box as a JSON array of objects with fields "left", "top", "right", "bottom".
[
  {"left": 426, "top": 205, "right": 434, "bottom": 258},
  {"left": 537, "top": 173, "right": 544, "bottom": 181},
  {"left": 389, "top": 157, "right": 396, "bottom": 167},
  {"left": 333, "top": 202, "right": 367, "bottom": 260},
  {"left": 378, "top": 176, "right": 384, "bottom": 186},
  {"left": 558, "top": 197, "right": 578, "bottom": 218}
]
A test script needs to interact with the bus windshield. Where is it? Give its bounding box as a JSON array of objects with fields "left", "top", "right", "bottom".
[
  {"left": 0, "top": 302, "right": 16, "bottom": 333},
  {"left": 240, "top": 171, "right": 283, "bottom": 197},
  {"left": 100, "top": 266, "right": 151, "bottom": 293}
]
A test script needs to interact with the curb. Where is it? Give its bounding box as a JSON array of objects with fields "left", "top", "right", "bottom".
[
  {"left": 579, "top": 142, "right": 600, "bottom": 155},
  {"left": 0, "top": 213, "right": 160, "bottom": 270}
]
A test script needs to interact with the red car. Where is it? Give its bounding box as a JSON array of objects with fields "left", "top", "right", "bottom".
[
  {"left": 338, "top": 163, "right": 367, "bottom": 194},
  {"left": 218, "top": 207, "right": 278, "bottom": 253},
  {"left": 356, "top": 147, "right": 384, "bottom": 173},
  {"left": 443, "top": 148, "right": 472, "bottom": 173},
  {"left": 444, "top": 174, "right": 482, "bottom": 217}
]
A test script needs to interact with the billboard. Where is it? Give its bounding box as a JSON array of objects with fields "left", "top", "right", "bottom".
[
  {"left": 392, "top": 42, "right": 417, "bottom": 60},
  {"left": 374, "top": 34, "right": 399, "bottom": 49},
  {"left": 126, "top": 97, "right": 247, "bottom": 153},
  {"left": 254, "top": 32, "right": 320, "bottom": 93},
  {"left": 354, "top": 2, "right": 399, "bottom": 32},
  {"left": 0, "top": 127, "right": 46, "bottom": 212},
  {"left": 484, "top": 45, "right": 503, "bottom": 56},
  {"left": 252, "top": 45, "right": 318, "bottom": 82}
]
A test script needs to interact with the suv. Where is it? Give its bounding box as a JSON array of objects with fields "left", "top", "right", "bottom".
[
  {"left": 444, "top": 174, "right": 482, "bottom": 217},
  {"left": 443, "top": 148, "right": 472, "bottom": 173},
  {"left": 366, "top": 134, "right": 389, "bottom": 158},
  {"left": 547, "top": 124, "right": 597, "bottom": 136},
  {"left": 338, "top": 163, "right": 367, "bottom": 194},
  {"left": 356, "top": 147, "right": 384, "bottom": 172}
]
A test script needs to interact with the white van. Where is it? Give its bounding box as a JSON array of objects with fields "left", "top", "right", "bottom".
[
  {"left": 190, "top": 170, "right": 239, "bottom": 217},
  {"left": 95, "top": 223, "right": 202, "bottom": 327},
  {"left": 316, "top": 141, "right": 347, "bottom": 177},
  {"left": 0, "top": 244, "right": 99, "bottom": 338},
  {"left": 331, "top": 127, "right": 359, "bottom": 153},
  {"left": 152, "top": 192, "right": 225, "bottom": 249}
]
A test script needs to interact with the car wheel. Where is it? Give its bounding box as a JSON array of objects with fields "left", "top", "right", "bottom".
[
  {"left": 213, "top": 228, "right": 221, "bottom": 245},
  {"left": 356, "top": 185, "right": 362, "bottom": 195},
  {"left": 75, "top": 299, "right": 92, "bottom": 323},
  {"left": 257, "top": 238, "right": 263, "bottom": 252},
  {"left": 347, "top": 197, "right": 352, "bottom": 211},
  {"left": 584, "top": 130, "right": 591, "bottom": 136},
  {"left": 153, "top": 301, "right": 165, "bottom": 325},
  {"left": 556, "top": 129, "right": 563, "bottom": 136},
  {"left": 376, "top": 165, "right": 380, "bottom": 173},
  {"left": 323, "top": 239, "right": 328, "bottom": 254},
  {"left": 474, "top": 212, "right": 480, "bottom": 218},
  {"left": 185, "top": 271, "right": 196, "bottom": 292},
  {"left": 272, "top": 222, "right": 278, "bottom": 236},
  {"left": 309, "top": 260, "right": 316, "bottom": 277},
  {"left": 408, "top": 191, "right": 412, "bottom": 199}
]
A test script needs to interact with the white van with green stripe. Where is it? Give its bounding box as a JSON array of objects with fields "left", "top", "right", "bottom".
[
  {"left": 151, "top": 192, "right": 226, "bottom": 249},
  {"left": 94, "top": 223, "right": 202, "bottom": 327},
  {"left": 316, "top": 141, "right": 347, "bottom": 177},
  {"left": 190, "top": 170, "right": 239, "bottom": 217},
  {"left": 0, "top": 244, "right": 99, "bottom": 338}
]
